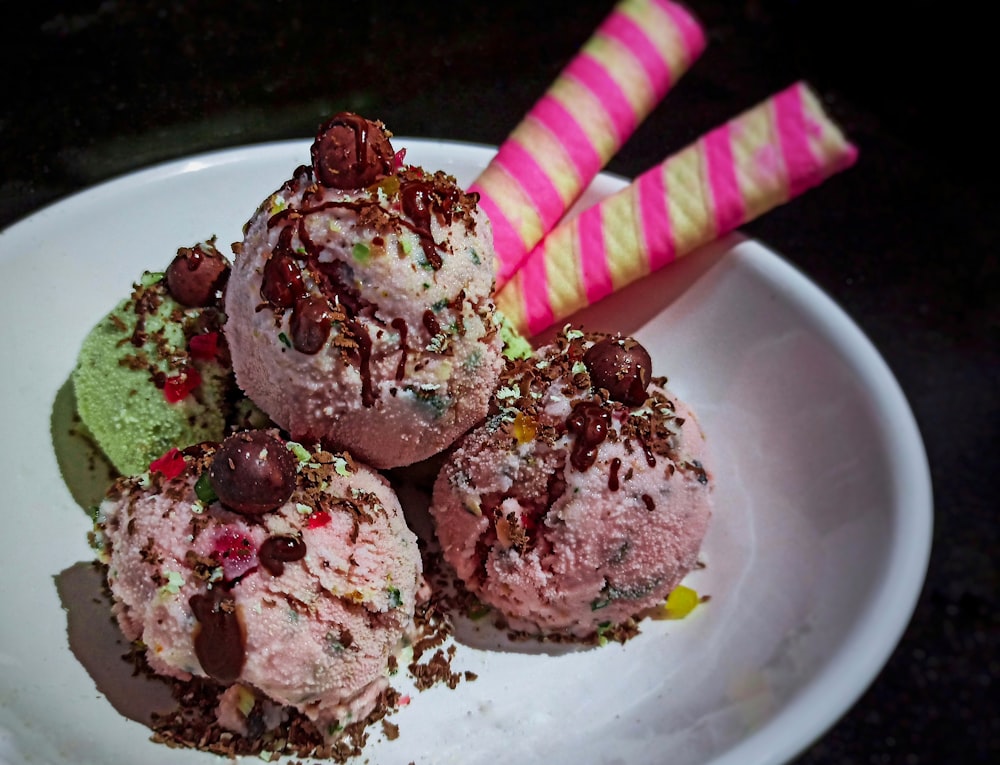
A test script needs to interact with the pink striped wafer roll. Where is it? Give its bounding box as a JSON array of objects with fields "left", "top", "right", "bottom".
[
  {"left": 495, "top": 81, "right": 859, "bottom": 336},
  {"left": 472, "top": 0, "right": 706, "bottom": 290}
]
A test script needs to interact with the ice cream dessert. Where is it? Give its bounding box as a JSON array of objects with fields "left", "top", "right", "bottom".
[
  {"left": 72, "top": 239, "right": 251, "bottom": 476},
  {"left": 430, "top": 328, "right": 713, "bottom": 638},
  {"left": 93, "top": 429, "right": 422, "bottom": 739},
  {"left": 224, "top": 113, "right": 503, "bottom": 469}
]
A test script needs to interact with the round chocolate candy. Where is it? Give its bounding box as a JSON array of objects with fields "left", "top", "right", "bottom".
[
  {"left": 583, "top": 335, "right": 653, "bottom": 407},
  {"left": 310, "top": 112, "right": 394, "bottom": 189},
  {"left": 165, "top": 242, "right": 230, "bottom": 307},
  {"left": 208, "top": 431, "right": 296, "bottom": 516}
]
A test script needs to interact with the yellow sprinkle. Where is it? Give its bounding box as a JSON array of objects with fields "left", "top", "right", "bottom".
[
  {"left": 663, "top": 584, "right": 699, "bottom": 619},
  {"left": 235, "top": 685, "right": 256, "bottom": 717},
  {"left": 512, "top": 412, "right": 537, "bottom": 444}
]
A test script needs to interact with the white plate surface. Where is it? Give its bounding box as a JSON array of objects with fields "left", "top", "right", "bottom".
[{"left": 0, "top": 139, "right": 932, "bottom": 765}]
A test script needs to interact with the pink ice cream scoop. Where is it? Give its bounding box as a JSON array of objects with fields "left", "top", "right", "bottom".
[
  {"left": 430, "top": 328, "right": 713, "bottom": 638},
  {"left": 224, "top": 113, "right": 503, "bottom": 469},
  {"left": 95, "top": 430, "right": 422, "bottom": 736}
]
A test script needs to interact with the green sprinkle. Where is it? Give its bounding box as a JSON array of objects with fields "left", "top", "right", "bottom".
[
  {"left": 194, "top": 472, "right": 217, "bottom": 504},
  {"left": 496, "top": 385, "right": 519, "bottom": 400},
  {"left": 470, "top": 249, "right": 481, "bottom": 265},
  {"left": 286, "top": 441, "right": 312, "bottom": 463},
  {"left": 159, "top": 570, "right": 184, "bottom": 597},
  {"left": 596, "top": 621, "right": 614, "bottom": 647},
  {"left": 406, "top": 385, "right": 451, "bottom": 418},
  {"left": 401, "top": 235, "right": 414, "bottom": 255},
  {"left": 431, "top": 298, "right": 449, "bottom": 312},
  {"left": 324, "top": 631, "right": 346, "bottom": 654},
  {"left": 278, "top": 332, "right": 292, "bottom": 348},
  {"left": 564, "top": 325, "right": 585, "bottom": 340},
  {"left": 414, "top": 248, "right": 435, "bottom": 271},
  {"left": 496, "top": 309, "right": 533, "bottom": 360},
  {"left": 571, "top": 361, "right": 588, "bottom": 375},
  {"left": 332, "top": 456, "right": 352, "bottom": 477},
  {"left": 352, "top": 242, "right": 371, "bottom": 262},
  {"left": 387, "top": 587, "right": 402, "bottom": 608},
  {"left": 462, "top": 347, "right": 483, "bottom": 371},
  {"left": 140, "top": 271, "right": 164, "bottom": 286},
  {"left": 296, "top": 502, "right": 312, "bottom": 515},
  {"left": 426, "top": 332, "right": 450, "bottom": 354}
]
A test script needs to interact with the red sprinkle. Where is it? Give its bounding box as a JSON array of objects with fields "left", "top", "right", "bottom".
[
  {"left": 212, "top": 526, "right": 259, "bottom": 581},
  {"left": 188, "top": 331, "right": 219, "bottom": 361},
  {"left": 163, "top": 367, "right": 203, "bottom": 402},
  {"left": 150, "top": 448, "right": 186, "bottom": 479},
  {"left": 392, "top": 148, "right": 407, "bottom": 171},
  {"left": 307, "top": 510, "right": 331, "bottom": 529}
]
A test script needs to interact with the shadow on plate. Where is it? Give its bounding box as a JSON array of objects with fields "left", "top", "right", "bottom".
[
  {"left": 54, "top": 561, "right": 177, "bottom": 727},
  {"left": 531, "top": 234, "right": 739, "bottom": 345},
  {"left": 50, "top": 375, "right": 117, "bottom": 514}
]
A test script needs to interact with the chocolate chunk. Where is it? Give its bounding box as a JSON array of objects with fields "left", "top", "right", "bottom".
[{"left": 189, "top": 590, "right": 245, "bottom": 683}]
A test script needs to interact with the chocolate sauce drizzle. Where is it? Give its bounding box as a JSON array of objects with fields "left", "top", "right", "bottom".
[
  {"left": 391, "top": 317, "right": 408, "bottom": 380},
  {"left": 400, "top": 179, "right": 450, "bottom": 269},
  {"left": 346, "top": 319, "right": 376, "bottom": 407},
  {"left": 608, "top": 457, "right": 622, "bottom": 491},
  {"left": 422, "top": 308, "right": 441, "bottom": 338},
  {"left": 259, "top": 535, "right": 307, "bottom": 576},
  {"left": 566, "top": 401, "right": 611, "bottom": 472},
  {"left": 260, "top": 227, "right": 306, "bottom": 308}
]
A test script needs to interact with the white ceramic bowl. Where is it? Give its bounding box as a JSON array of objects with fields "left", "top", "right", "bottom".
[{"left": 0, "top": 139, "right": 932, "bottom": 765}]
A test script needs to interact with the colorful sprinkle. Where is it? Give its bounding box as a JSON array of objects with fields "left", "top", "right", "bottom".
[
  {"left": 163, "top": 368, "right": 202, "bottom": 402},
  {"left": 188, "top": 331, "right": 219, "bottom": 361},
  {"left": 150, "top": 448, "right": 186, "bottom": 479}
]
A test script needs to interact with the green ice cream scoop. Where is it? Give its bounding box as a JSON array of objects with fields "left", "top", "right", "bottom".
[{"left": 73, "top": 244, "right": 234, "bottom": 476}]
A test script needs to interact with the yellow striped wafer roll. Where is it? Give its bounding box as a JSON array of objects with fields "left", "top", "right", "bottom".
[
  {"left": 471, "top": 0, "right": 706, "bottom": 290},
  {"left": 495, "top": 81, "right": 858, "bottom": 336}
]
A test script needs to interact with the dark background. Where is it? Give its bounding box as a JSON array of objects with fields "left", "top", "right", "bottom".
[{"left": 2, "top": 1, "right": 997, "bottom": 762}]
